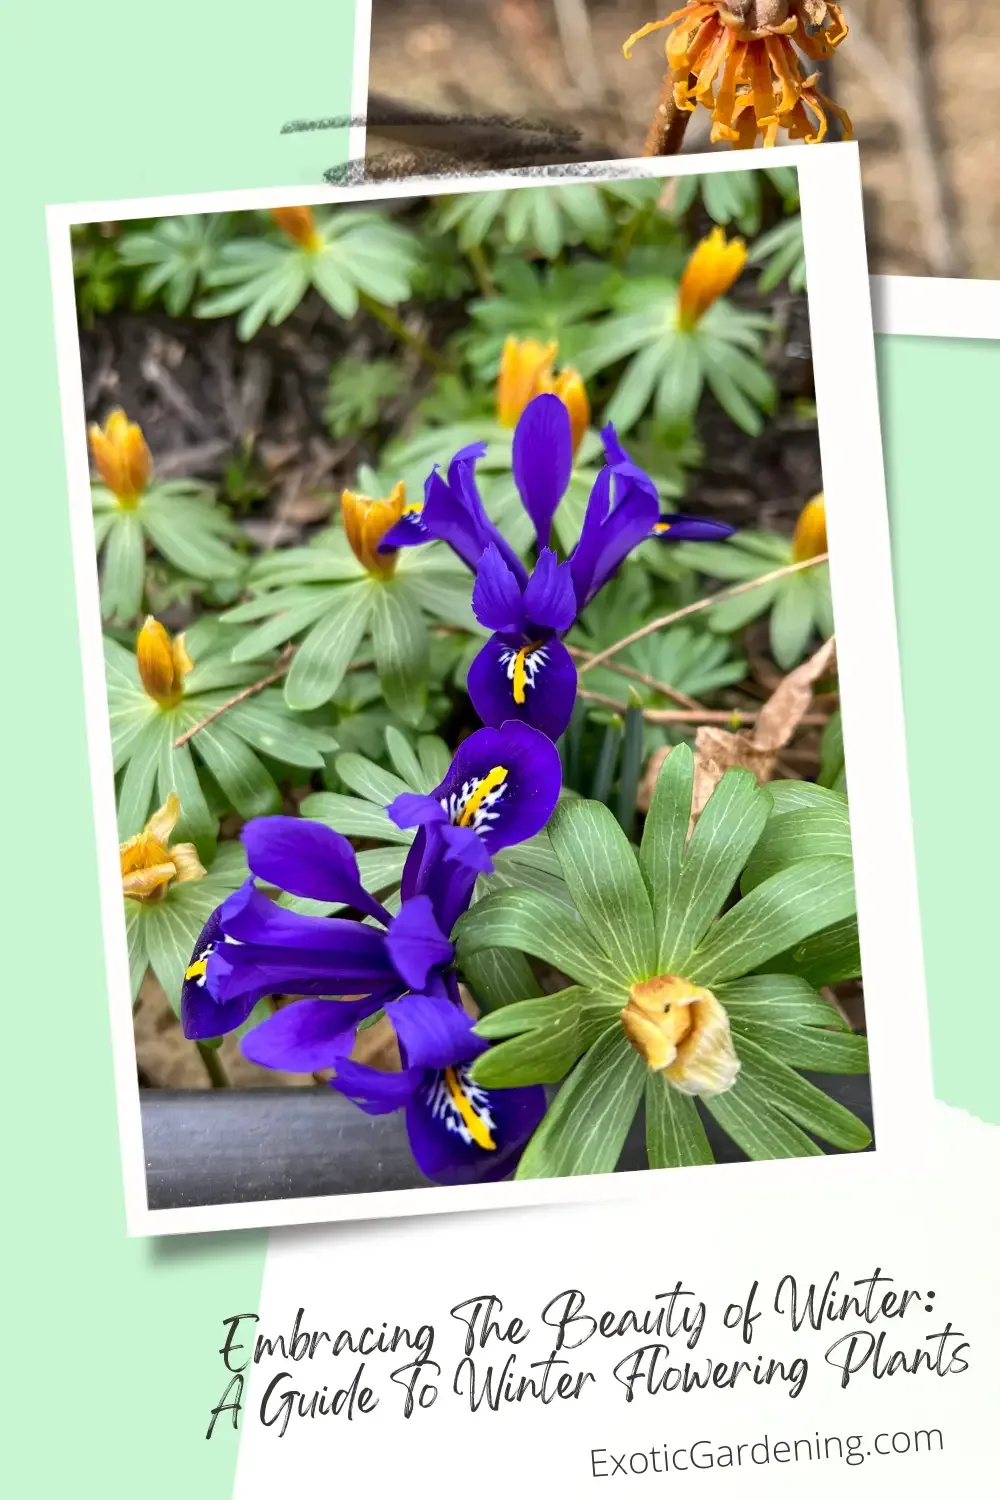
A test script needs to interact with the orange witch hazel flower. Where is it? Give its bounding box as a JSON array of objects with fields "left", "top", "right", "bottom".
[{"left": 624, "top": 1, "right": 852, "bottom": 149}]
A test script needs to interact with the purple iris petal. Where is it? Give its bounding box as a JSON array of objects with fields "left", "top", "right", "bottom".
[
  {"left": 384, "top": 893, "right": 453, "bottom": 991},
  {"left": 405, "top": 1067, "right": 548, "bottom": 1185},
  {"left": 569, "top": 467, "right": 659, "bottom": 611},
  {"left": 468, "top": 635, "right": 578, "bottom": 743},
  {"left": 601, "top": 423, "right": 660, "bottom": 507},
  {"left": 215, "top": 881, "right": 390, "bottom": 959},
  {"left": 512, "top": 394, "right": 573, "bottom": 550},
  {"left": 387, "top": 791, "right": 447, "bottom": 834},
  {"left": 434, "top": 720, "right": 563, "bottom": 850},
  {"left": 438, "top": 821, "right": 494, "bottom": 874},
  {"left": 391, "top": 993, "right": 483, "bottom": 1071},
  {"left": 181, "top": 906, "right": 263, "bottom": 1040},
  {"left": 377, "top": 507, "right": 430, "bottom": 553},
  {"left": 241, "top": 816, "right": 390, "bottom": 924},
  {"left": 522, "top": 547, "right": 577, "bottom": 634},
  {"left": 332, "top": 1055, "right": 423, "bottom": 1115},
  {"left": 401, "top": 825, "right": 481, "bottom": 937},
  {"left": 472, "top": 544, "right": 526, "bottom": 635},
  {"left": 421, "top": 450, "right": 528, "bottom": 586},
  {"left": 655, "top": 514, "right": 736, "bottom": 542},
  {"left": 209, "top": 943, "right": 399, "bottom": 1002},
  {"left": 240, "top": 997, "right": 373, "bottom": 1072}
]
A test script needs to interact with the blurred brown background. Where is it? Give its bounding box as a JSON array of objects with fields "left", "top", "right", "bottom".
[{"left": 366, "top": 0, "right": 1000, "bottom": 279}]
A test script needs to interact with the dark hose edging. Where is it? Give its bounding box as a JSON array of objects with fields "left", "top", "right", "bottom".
[{"left": 141, "top": 1073, "right": 874, "bottom": 1212}]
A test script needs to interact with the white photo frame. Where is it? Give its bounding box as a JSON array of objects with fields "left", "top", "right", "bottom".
[{"left": 47, "top": 142, "right": 934, "bottom": 1237}]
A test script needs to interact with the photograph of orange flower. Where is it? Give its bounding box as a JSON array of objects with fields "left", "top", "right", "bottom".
[{"left": 362, "top": 1, "right": 999, "bottom": 280}]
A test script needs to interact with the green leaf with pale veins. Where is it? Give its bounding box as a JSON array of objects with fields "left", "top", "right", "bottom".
[
  {"left": 300, "top": 790, "right": 414, "bottom": 845},
  {"left": 639, "top": 743, "right": 694, "bottom": 932},
  {"left": 702, "top": 1074, "right": 824, "bottom": 1161},
  {"left": 462, "top": 947, "right": 541, "bottom": 1013},
  {"left": 735, "top": 1036, "right": 872, "bottom": 1150},
  {"left": 741, "top": 804, "right": 852, "bottom": 893},
  {"left": 334, "top": 752, "right": 411, "bottom": 807},
  {"left": 100, "top": 511, "right": 145, "bottom": 622},
  {"left": 688, "top": 856, "right": 857, "bottom": 988},
  {"left": 646, "top": 1074, "right": 715, "bottom": 1168},
  {"left": 515, "top": 1027, "right": 645, "bottom": 1179},
  {"left": 371, "top": 583, "right": 429, "bottom": 727},
  {"left": 470, "top": 1013, "right": 585, "bottom": 1087},
  {"left": 284, "top": 584, "right": 373, "bottom": 710},
  {"left": 714, "top": 974, "right": 847, "bottom": 1030},
  {"left": 729, "top": 1017, "right": 869, "bottom": 1075},
  {"left": 455, "top": 889, "right": 625, "bottom": 993},
  {"left": 548, "top": 798, "right": 655, "bottom": 981},
  {"left": 474, "top": 987, "right": 589, "bottom": 1039},
  {"left": 658, "top": 769, "right": 772, "bottom": 971}
]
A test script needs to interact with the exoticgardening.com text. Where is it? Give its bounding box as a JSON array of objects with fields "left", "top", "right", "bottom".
[{"left": 590, "top": 1426, "right": 944, "bottom": 1476}]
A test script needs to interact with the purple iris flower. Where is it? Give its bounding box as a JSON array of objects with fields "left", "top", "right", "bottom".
[
  {"left": 388, "top": 719, "right": 563, "bottom": 932},
  {"left": 380, "top": 397, "right": 733, "bottom": 741},
  {"left": 178, "top": 731, "right": 557, "bottom": 1184}
]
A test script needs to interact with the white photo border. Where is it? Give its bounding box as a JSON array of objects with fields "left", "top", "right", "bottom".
[{"left": 46, "top": 142, "right": 934, "bottom": 1237}]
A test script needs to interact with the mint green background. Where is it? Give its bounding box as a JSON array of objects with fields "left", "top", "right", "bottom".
[{"left": 3, "top": 6, "right": 996, "bottom": 1495}]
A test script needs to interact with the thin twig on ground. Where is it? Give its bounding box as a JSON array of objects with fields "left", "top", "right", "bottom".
[
  {"left": 578, "top": 554, "right": 830, "bottom": 674},
  {"left": 173, "top": 646, "right": 296, "bottom": 748}
]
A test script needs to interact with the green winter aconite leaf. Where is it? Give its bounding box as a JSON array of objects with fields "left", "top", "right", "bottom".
[
  {"left": 371, "top": 584, "right": 429, "bottom": 727},
  {"left": 688, "top": 855, "right": 857, "bottom": 988},
  {"left": 283, "top": 585, "right": 373, "bottom": 710},
  {"left": 735, "top": 1036, "right": 872, "bottom": 1150},
  {"left": 645, "top": 1074, "right": 715, "bottom": 1169},
  {"left": 639, "top": 742, "right": 694, "bottom": 931},
  {"left": 455, "top": 889, "right": 625, "bottom": 994},
  {"left": 702, "top": 1074, "right": 823, "bottom": 1161},
  {"left": 470, "top": 1014, "right": 585, "bottom": 1088},
  {"left": 548, "top": 798, "right": 655, "bottom": 981},
  {"left": 515, "top": 1027, "right": 645, "bottom": 1179},
  {"left": 658, "top": 769, "right": 771, "bottom": 971},
  {"left": 461, "top": 947, "right": 541, "bottom": 1014},
  {"left": 741, "top": 803, "right": 852, "bottom": 893}
]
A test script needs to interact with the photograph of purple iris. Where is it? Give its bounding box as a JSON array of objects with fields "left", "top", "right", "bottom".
[{"left": 76, "top": 166, "right": 870, "bottom": 1229}]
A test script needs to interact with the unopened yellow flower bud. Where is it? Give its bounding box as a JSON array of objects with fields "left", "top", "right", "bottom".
[
  {"left": 537, "top": 366, "right": 590, "bottom": 457},
  {"left": 87, "top": 409, "right": 152, "bottom": 508},
  {"left": 137, "top": 617, "right": 194, "bottom": 707},
  {"left": 120, "top": 793, "right": 206, "bottom": 903},
  {"left": 341, "top": 481, "right": 407, "bottom": 578},
  {"left": 676, "top": 227, "right": 748, "bottom": 331},
  {"left": 270, "top": 206, "right": 324, "bottom": 252},
  {"left": 496, "top": 336, "right": 558, "bottom": 428},
  {"left": 791, "top": 493, "right": 828, "bottom": 561},
  {"left": 621, "top": 975, "right": 740, "bottom": 1096}
]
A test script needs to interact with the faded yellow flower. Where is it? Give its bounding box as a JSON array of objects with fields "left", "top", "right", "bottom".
[
  {"left": 621, "top": 975, "right": 741, "bottom": 1095},
  {"left": 270, "top": 206, "right": 324, "bottom": 252},
  {"left": 677, "top": 226, "right": 748, "bottom": 329},
  {"left": 120, "top": 794, "right": 205, "bottom": 903},
  {"left": 137, "top": 617, "right": 194, "bottom": 707},
  {"left": 341, "top": 481, "right": 408, "bottom": 578},
  {"left": 791, "top": 492, "right": 827, "bottom": 561},
  {"left": 87, "top": 409, "right": 152, "bottom": 508},
  {"left": 623, "top": 2, "right": 851, "bottom": 149}
]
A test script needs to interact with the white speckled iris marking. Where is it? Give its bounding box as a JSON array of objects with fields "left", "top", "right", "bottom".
[
  {"left": 499, "top": 643, "right": 549, "bottom": 704},
  {"left": 441, "top": 765, "right": 509, "bottom": 834},
  {"left": 424, "top": 1064, "right": 497, "bottom": 1151}
]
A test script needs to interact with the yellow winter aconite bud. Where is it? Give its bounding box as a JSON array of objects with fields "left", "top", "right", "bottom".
[
  {"left": 496, "top": 336, "right": 558, "bottom": 427},
  {"left": 136, "top": 617, "right": 194, "bottom": 707},
  {"left": 791, "top": 493, "right": 828, "bottom": 561},
  {"left": 270, "top": 206, "right": 324, "bottom": 252},
  {"left": 676, "top": 227, "right": 748, "bottom": 331},
  {"left": 537, "top": 366, "right": 590, "bottom": 458},
  {"left": 87, "top": 409, "right": 152, "bottom": 508},
  {"left": 341, "top": 482, "right": 408, "bottom": 578}
]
